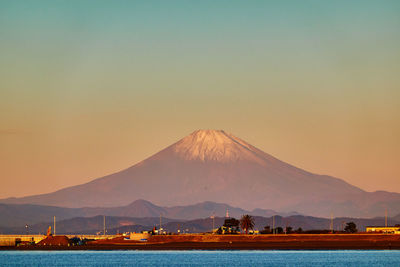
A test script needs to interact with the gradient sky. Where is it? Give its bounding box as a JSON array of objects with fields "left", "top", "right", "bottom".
[{"left": 1, "top": 0, "right": 399, "bottom": 198}]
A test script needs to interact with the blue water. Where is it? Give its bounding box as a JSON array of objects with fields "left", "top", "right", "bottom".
[{"left": 1, "top": 250, "right": 400, "bottom": 266}]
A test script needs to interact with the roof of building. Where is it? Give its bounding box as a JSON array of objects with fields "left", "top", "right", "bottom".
[{"left": 37, "top": 235, "right": 69, "bottom": 246}]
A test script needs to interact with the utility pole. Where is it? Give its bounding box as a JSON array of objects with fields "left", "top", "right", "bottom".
[
  {"left": 385, "top": 208, "right": 388, "bottom": 227},
  {"left": 160, "top": 214, "right": 162, "bottom": 234},
  {"left": 285, "top": 219, "right": 288, "bottom": 235},
  {"left": 272, "top": 215, "right": 275, "bottom": 235},
  {"left": 53, "top": 216, "right": 56, "bottom": 236},
  {"left": 103, "top": 215, "right": 106, "bottom": 237},
  {"left": 211, "top": 213, "right": 215, "bottom": 233}
]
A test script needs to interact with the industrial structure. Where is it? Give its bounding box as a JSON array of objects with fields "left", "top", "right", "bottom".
[{"left": 365, "top": 226, "right": 400, "bottom": 234}]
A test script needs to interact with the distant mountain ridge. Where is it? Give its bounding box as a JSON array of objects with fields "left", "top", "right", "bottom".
[
  {"left": 2, "top": 129, "right": 400, "bottom": 217},
  {"left": 0, "top": 199, "right": 298, "bottom": 228},
  {"left": 2, "top": 213, "right": 399, "bottom": 235}
]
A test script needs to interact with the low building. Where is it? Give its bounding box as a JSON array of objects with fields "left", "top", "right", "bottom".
[
  {"left": 130, "top": 232, "right": 151, "bottom": 241},
  {"left": 216, "top": 225, "right": 240, "bottom": 234},
  {"left": 37, "top": 235, "right": 70, "bottom": 246},
  {"left": 365, "top": 226, "right": 400, "bottom": 234}
]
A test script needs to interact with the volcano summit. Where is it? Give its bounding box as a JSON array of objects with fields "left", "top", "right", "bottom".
[{"left": 2, "top": 130, "right": 400, "bottom": 217}]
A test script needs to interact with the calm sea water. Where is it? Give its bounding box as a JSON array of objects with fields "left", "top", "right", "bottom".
[{"left": 1, "top": 250, "right": 400, "bottom": 266}]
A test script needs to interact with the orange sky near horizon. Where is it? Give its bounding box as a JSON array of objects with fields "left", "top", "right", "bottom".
[{"left": 1, "top": 1, "right": 399, "bottom": 199}]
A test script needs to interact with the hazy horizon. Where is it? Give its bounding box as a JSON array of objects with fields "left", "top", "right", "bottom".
[{"left": 1, "top": 0, "right": 400, "bottom": 198}]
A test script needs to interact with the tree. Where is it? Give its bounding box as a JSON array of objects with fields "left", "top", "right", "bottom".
[
  {"left": 221, "top": 218, "right": 240, "bottom": 234},
  {"left": 240, "top": 215, "right": 255, "bottom": 234},
  {"left": 69, "top": 237, "right": 81, "bottom": 246},
  {"left": 260, "top": 225, "right": 271, "bottom": 234},
  {"left": 223, "top": 218, "right": 240, "bottom": 228},
  {"left": 344, "top": 222, "right": 357, "bottom": 233}
]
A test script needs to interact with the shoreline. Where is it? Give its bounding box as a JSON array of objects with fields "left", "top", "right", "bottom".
[
  {"left": 2, "top": 234, "right": 400, "bottom": 251},
  {"left": 2, "top": 245, "right": 400, "bottom": 251},
  {"left": 2, "top": 242, "right": 400, "bottom": 251}
]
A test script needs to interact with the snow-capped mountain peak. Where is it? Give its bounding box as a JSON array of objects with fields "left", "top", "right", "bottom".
[{"left": 172, "top": 129, "right": 262, "bottom": 163}]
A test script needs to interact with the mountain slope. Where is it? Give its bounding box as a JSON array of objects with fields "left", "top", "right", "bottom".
[{"left": 2, "top": 129, "right": 400, "bottom": 217}]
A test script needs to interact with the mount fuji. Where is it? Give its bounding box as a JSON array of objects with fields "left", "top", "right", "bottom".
[{"left": 2, "top": 129, "right": 400, "bottom": 217}]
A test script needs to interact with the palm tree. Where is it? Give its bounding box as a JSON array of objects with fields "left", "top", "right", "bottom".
[{"left": 240, "top": 215, "right": 255, "bottom": 234}]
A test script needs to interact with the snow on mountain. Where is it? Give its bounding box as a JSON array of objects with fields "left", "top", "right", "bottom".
[{"left": 173, "top": 130, "right": 264, "bottom": 163}]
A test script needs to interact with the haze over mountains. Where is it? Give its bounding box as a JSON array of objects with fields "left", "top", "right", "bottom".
[
  {"left": 0, "top": 200, "right": 297, "bottom": 228},
  {"left": 2, "top": 130, "right": 400, "bottom": 217}
]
